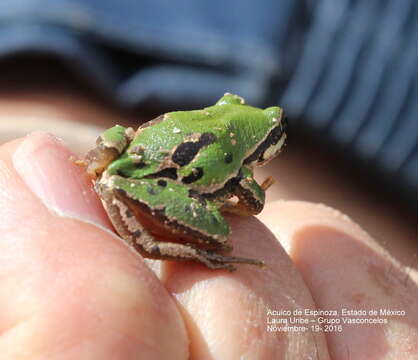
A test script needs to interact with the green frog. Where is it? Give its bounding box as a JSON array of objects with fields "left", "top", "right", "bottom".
[{"left": 83, "top": 93, "right": 286, "bottom": 271}]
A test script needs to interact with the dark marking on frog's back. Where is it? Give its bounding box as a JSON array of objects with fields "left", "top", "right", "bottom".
[
  {"left": 182, "top": 167, "right": 204, "bottom": 184},
  {"left": 145, "top": 167, "right": 178, "bottom": 180},
  {"left": 172, "top": 132, "right": 216, "bottom": 166},
  {"left": 157, "top": 180, "right": 167, "bottom": 187},
  {"left": 224, "top": 152, "right": 233, "bottom": 163}
]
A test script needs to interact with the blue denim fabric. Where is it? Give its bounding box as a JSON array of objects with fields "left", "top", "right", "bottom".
[
  {"left": 0, "top": 0, "right": 417, "bottom": 207},
  {"left": 0, "top": 0, "right": 295, "bottom": 106}
]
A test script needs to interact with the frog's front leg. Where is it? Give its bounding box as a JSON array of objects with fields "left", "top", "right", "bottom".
[
  {"left": 222, "top": 166, "right": 270, "bottom": 216},
  {"left": 96, "top": 175, "right": 264, "bottom": 270},
  {"left": 83, "top": 125, "right": 135, "bottom": 178}
]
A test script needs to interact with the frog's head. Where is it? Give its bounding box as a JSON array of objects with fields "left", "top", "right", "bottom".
[
  {"left": 215, "top": 93, "right": 287, "bottom": 166},
  {"left": 244, "top": 106, "right": 287, "bottom": 167}
]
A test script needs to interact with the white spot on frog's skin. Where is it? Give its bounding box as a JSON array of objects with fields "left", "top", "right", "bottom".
[
  {"left": 272, "top": 117, "right": 278, "bottom": 123},
  {"left": 130, "top": 183, "right": 135, "bottom": 187},
  {"left": 229, "top": 132, "right": 235, "bottom": 138},
  {"left": 173, "top": 127, "right": 181, "bottom": 134}
]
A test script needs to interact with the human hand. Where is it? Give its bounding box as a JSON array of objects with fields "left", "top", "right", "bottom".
[{"left": 1, "top": 132, "right": 417, "bottom": 359}]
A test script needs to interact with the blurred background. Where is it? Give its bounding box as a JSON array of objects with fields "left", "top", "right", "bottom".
[{"left": 0, "top": 1, "right": 416, "bottom": 268}]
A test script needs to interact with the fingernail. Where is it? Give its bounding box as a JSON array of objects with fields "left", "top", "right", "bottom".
[{"left": 13, "top": 132, "right": 110, "bottom": 228}]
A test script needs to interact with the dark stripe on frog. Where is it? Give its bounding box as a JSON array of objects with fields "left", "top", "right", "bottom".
[
  {"left": 172, "top": 132, "right": 217, "bottom": 166},
  {"left": 144, "top": 167, "right": 178, "bottom": 180},
  {"left": 116, "top": 161, "right": 146, "bottom": 177},
  {"left": 114, "top": 188, "right": 231, "bottom": 251},
  {"left": 201, "top": 171, "right": 242, "bottom": 200},
  {"left": 182, "top": 167, "right": 204, "bottom": 184},
  {"left": 200, "top": 170, "right": 263, "bottom": 214},
  {"left": 243, "top": 119, "right": 286, "bottom": 165},
  {"left": 224, "top": 152, "right": 233, "bottom": 164},
  {"left": 234, "top": 184, "right": 264, "bottom": 215}
]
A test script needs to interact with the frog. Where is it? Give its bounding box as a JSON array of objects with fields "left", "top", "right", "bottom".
[{"left": 83, "top": 93, "right": 287, "bottom": 271}]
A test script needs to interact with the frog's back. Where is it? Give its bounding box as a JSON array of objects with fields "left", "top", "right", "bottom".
[{"left": 127, "top": 97, "right": 279, "bottom": 189}]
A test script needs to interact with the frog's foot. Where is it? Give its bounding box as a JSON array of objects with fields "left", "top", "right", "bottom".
[
  {"left": 141, "top": 242, "right": 264, "bottom": 271},
  {"left": 199, "top": 250, "right": 265, "bottom": 270}
]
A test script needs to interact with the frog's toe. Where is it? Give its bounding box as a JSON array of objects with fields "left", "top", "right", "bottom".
[{"left": 202, "top": 251, "right": 265, "bottom": 270}]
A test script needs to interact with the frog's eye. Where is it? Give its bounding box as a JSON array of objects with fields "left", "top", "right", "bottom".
[{"left": 216, "top": 93, "right": 245, "bottom": 106}]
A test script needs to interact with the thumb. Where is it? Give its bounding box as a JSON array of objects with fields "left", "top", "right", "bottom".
[{"left": 0, "top": 132, "right": 188, "bottom": 359}]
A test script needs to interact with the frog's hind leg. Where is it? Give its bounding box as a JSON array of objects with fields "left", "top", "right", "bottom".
[
  {"left": 97, "top": 175, "right": 264, "bottom": 270},
  {"left": 135, "top": 242, "right": 264, "bottom": 271}
]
